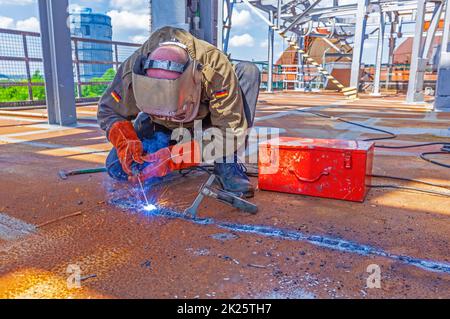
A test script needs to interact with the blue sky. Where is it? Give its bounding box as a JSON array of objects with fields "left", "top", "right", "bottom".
[
  {"left": 0, "top": 0, "right": 386, "bottom": 64},
  {"left": 0, "top": 0, "right": 287, "bottom": 62}
]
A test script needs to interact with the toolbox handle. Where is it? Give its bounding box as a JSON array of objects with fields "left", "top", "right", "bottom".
[{"left": 288, "top": 168, "right": 330, "bottom": 183}]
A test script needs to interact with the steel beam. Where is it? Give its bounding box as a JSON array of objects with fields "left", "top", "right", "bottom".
[
  {"left": 267, "top": 11, "right": 275, "bottom": 93},
  {"left": 350, "top": 0, "right": 369, "bottom": 92},
  {"left": 372, "top": 11, "right": 385, "bottom": 96},
  {"left": 435, "top": 0, "right": 450, "bottom": 111},
  {"left": 217, "top": 0, "right": 224, "bottom": 51},
  {"left": 406, "top": 0, "right": 427, "bottom": 103},
  {"left": 385, "top": 12, "right": 398, "bottom": 91},
  {"left": 423, "top": 2, "right": 444, "bottom": 60},
  {"left": 38, "top": 0, "right": 77, "bottom": 126},
  {"left": 281, "top": 0, "right": 322, "bottom": 35}
]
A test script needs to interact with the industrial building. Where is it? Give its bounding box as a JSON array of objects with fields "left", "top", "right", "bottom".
[
  {"left": 69, "top": 7, "right": 113, "bottom": 80},
  {"left": 0, "top": 0, "right": 449, "bottom": 300}
]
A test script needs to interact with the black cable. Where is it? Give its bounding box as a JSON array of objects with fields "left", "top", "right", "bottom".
[
  {"left": 369, "top": 185, "right": 450, "bottom": 198},
  {"left": 376, "top": 143, "right": 450, "bottom": 169},
  {"left": 375, "top": 142, "right": 450, "bottom": 149},
  {"left": 179, "top": 165, "right": 214, "bottom": 177},
  {"left": 178, "top": 167, "right": 450, "bottom": 197},
  {"left": 297, "top": 110, "right": 397, "bottom": 141},
  {"left": 297, "top": 109, "right": 450, "bottom": 168},
  {"left": 370, "top": 174, "right": 450, "bottom": 190},
  {"left": 179, "top": 163, "right": 259, "bottom": 178},
  {"left": 420, "top": 151, "right": 450, "bottom": 169},
  {"left": 341, "top": 118, "right": 397, "bottom": 142}
]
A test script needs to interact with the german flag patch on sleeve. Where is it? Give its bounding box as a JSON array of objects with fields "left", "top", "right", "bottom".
[
  {"left": 214, "top": 89, "right": 229, "bottom": 99},
  {"left": 111, "top": 90, "right": 122, "bottom": 103}
]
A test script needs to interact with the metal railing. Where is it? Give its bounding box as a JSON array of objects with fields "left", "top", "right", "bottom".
[{"left": 0, "top": 28, "right": 141, "bottom": 107}]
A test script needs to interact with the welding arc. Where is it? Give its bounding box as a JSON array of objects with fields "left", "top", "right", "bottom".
[{"left": 137, "top": 175, "right": 151, "bottom": 207}]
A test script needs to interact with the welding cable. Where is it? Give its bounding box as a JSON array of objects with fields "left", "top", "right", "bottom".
[
  {"left": 369, "top": 185, "right": 450, "bottom": 198},
  {"left": 420, "top": 151, "right": 450, "bottom": 169},
  {"left": 297, "top": 109, "right": 450, "bottom": 168},
  {"left": 370, "top": 174, "right": 450, "bottom": 190},
  {"left": 179, "top": 165, "right": 214, "bottom": 177},
  {"left": 179, "top": 163, "right": 259, "bottom": 178},
  {"left": 376, "top": 143, "right": 450, "bottom": 169},
  {"left": 296, "top": 109, "right": 398, "bottom": 141},
  {"left": 178, "top": 165, "right": 450, "bottom": 197}
]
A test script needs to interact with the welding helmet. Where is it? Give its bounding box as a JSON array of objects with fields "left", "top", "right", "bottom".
[{"left": 132, "top": 41, "right": 203, "bottom": 123}]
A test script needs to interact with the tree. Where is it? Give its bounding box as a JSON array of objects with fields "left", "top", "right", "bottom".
[
  {"left": 0, "top": 70, "right": 45, "bottom": 103},
  {"left": 82, "top": 68, "right": 116, "bottom": 98}
]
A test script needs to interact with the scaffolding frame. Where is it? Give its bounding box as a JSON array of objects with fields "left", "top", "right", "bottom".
[{"left": 238, "top": 0, "right": 449, "bottom": 106}]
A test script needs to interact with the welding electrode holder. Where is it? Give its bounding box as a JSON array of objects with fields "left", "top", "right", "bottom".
[{"left": 184, "top": 174, "right": 258, "bottom": 217}]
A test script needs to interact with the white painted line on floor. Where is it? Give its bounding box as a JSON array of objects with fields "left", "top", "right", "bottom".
[
  {"left": 254, "top": 101, "right": 346, "bottom": 123},
  {"left": 333, "top": 120, "right": 450, "bottom": 138},
  {"left": 0, "top": 110, "right": 47, "bottom": 117},
  {"left": 0, "top": 135, "right": 108, "bottom": 155},
  {"left": 0, "top": 115, "right": 99, "bottom": 128},
  {"left": 0, "top": 213, "right": 36, "bottom": 241},
  {"left": 1, "top": 124, "right": 103, "bottom": 138},
  {"left": 0, "top": 115, "right": 45, "bottom": 123}
]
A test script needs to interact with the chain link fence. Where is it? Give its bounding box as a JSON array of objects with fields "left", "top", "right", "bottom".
[{"left": 0, "top": 28, "right": 141, "bottom": 108}]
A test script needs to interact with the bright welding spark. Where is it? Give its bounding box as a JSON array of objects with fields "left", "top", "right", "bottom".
[{"left": 143, "top": 204, "right": 157, "bottom": 212}]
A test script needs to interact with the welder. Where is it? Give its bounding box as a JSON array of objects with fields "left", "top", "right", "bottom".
[{"left": 97, "top": 26, "right": 261, "bottom": 198}]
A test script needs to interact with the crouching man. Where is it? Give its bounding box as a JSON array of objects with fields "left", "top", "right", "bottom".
[{"left": 97, "top": 26, "right": 260, "bottom": 198}]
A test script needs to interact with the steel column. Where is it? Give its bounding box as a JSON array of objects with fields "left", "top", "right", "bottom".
[
  {"left": 217, "top": 0, "right": 224, "bottom": 51},
  {"left": 372, "top": 12, "right": 385, "bottom": 96},
  {"left": 435, "top": 0, "right": 450, "bottom": 111},
  {"left": 423, "top": 2, "right": 444, "bottom": 58},
  {"left": 38, "top": 0, "right": 77, "bottom": 126},
  {"left": 406, "top": 0, "right": 427, "bottom": 103},
  {"left": 267, "top": 11, "right": 275, "bottom": 93},
  {"left": 385, "top": 12, "right": 398, "bottom": 91},
  {"left": 350, "top": 0, "right": 369, "bottom": 93},
  {"left": 276, "top": 0, "right": 282, "bottom": 28}
]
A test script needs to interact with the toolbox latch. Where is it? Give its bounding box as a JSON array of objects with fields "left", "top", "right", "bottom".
[{"left": 344, "top": 151, "right": 352, "bottom": 169}]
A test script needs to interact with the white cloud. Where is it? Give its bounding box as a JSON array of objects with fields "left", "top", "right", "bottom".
[
  {"left": 0, "top": 0, "right": 34, "bottom": 5},
  {"left": 107, "top": 10, "right": 148, "bottom": 31},
  {"left": 130, "top": 35, "right": 147, "bottom": 44},
  {"left": 0, "top": 15, "right": 40, "bottom": 32},
  {"left": 69, "top": 4, "right": 85, "bottom": 13},
  {"left": 231, "top": 9, "right": 252, "bottom": 28},
  {"left": 0, "top": 16, "right": 14, "bottom": 29},
  {"left": 229, "top": 33, "right": 255, "bottom": 48},
  {"left": 110, "top": 0, "right": 148, "bottom": 12},
  {"left": 107, "top": 10, "right": 149, "bottom": 42},
  {"left": 260, "top": 40, "right": 268, "bottom": 48},
  {"left": 16, "top": 17, "right": 39, "bottom": 32}
]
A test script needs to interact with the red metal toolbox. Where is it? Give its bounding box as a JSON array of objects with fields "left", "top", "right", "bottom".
[{"left": 258, "top": 137, "right": 375, "bottom": 202}]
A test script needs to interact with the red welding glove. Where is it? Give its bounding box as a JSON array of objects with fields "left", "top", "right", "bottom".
[
  {"left": 136, "top": 140, "right": 201, "bottom": 181},
  {"left": 108, "top": 121, "right": 144, "bottom": 176}
]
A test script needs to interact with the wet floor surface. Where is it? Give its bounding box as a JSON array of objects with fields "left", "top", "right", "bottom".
[{"left": 0, "top": 92, "right": 449, "bottom": 298}]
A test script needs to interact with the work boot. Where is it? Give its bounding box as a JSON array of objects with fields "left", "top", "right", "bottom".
[{"left": 214, "top": 161, "right": 255, "bottom": 198}]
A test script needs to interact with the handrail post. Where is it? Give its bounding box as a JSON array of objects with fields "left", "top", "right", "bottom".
[
  {"left": 22, "top": 34, "right": 33, "bottom": 101},
  {"left": 114, "top": 44, "right": 119, "bottom": 72},
  {"left": 73, "top": 39, "right": 82, "bottom": 99}
]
